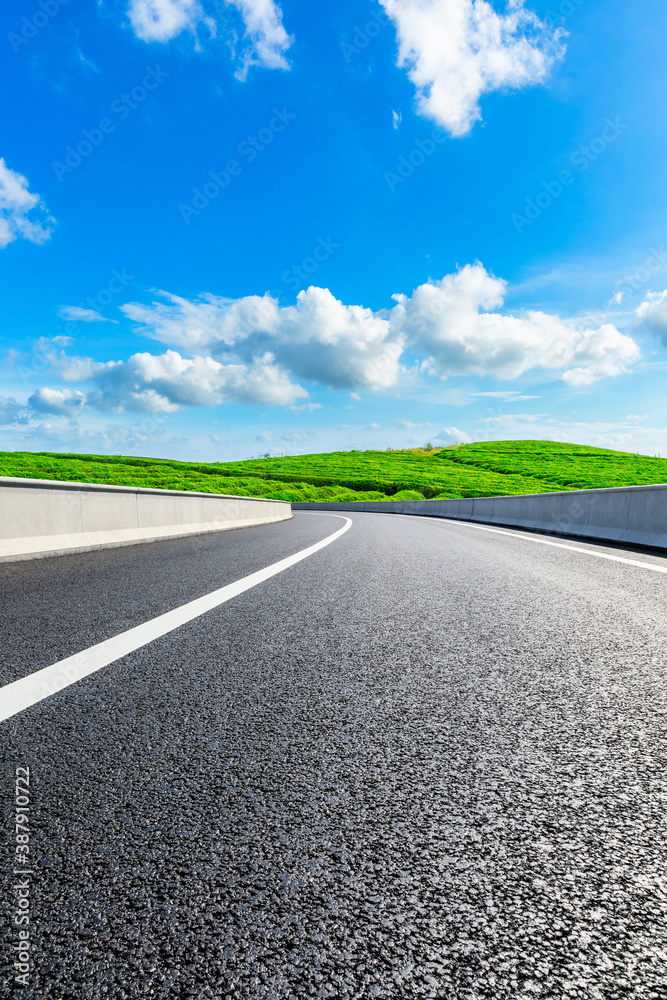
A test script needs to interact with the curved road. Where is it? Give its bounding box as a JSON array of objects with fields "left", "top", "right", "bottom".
[{"left": 1, "top": 511, "right": 666, "bottom": 999}]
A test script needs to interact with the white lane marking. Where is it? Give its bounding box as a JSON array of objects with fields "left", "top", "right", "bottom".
[
  {"left": 430, "top": 517, "right": 667, "bottom": 574},
  {"left": 0, "top": 515, "right": 352, "bottom": 724}
]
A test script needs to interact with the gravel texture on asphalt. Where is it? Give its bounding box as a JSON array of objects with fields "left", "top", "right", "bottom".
[
  {"left": 0, "top": 514, "right": 331, "bottom": 687},
  {"left": 1, "top": 511, "right": 666, "bottom": 999}
]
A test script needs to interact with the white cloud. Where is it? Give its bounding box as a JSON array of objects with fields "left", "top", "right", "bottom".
[
  {"left": 23, "top": 337, "right": 101, "bottom": 382},
  {"left": 29, "top": 387, "right": 85, "bottom": 416},
  {"left": 0, "top": 158, "right": 54, "bottom": 249},
  {"left": 126, "top": 0, "right": 291, "bottom": 76},
  {"left": 122, "top": 286, "right": 405, "bottom": 392},
  {"left": 122, "top": 290, "right": 280, "bottom": 349},
  {"left": 75, "top": 41, "right": 101, "bottom": 74},
  {"left": 280, "top": 430, "right": 312, "bottom": 443},
  {"left": 29, "top": 337, "right": 306, "bottom": 412},
  {"left": 127, "top": 0, "right": 204, "bottom": 42},
  {"left": 290, "top": 402, "right": 324, "bottom": 413},
  {"left": 390, "top": 264, "right": 640, "bottom": 385},
  {"left": 636, "top": 289, "right": 667, "bottom": 343},
  {"left": 34, "top": 264, "right": 641, "bottom": 418},
  {"left": 86, "top": 349, "right": 307, "bottom": 413},
  {"left": 379, "top": 0, "right": 564, "bottom": 136},
  {"left": 435, "top": 425, "right": 471, "bottom": 444},
  {"left": 278, "top": 287, "right": 404, "bottom": 390},
  {"left": 480, "top": 411, "right": 549, "bottom": 427},
  {"left": 226, "top": 0, "right": 292, "bottom": 79},
  {"left": 0, "top": 395, "right": 26, "bottom": 426},
  {"left": 58, "top": 305, "right": 117, "bottom": 323},
  {"left": 473, "top": 390, "right": 540, "bottom": 400}
]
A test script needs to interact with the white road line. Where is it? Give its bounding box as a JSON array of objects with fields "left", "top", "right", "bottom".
[
  {"left": 431, "top": 517, "right": 667, "bottom": 574},
  {"left": 0, "top": 515, "right": 352, "bottom": 724}
]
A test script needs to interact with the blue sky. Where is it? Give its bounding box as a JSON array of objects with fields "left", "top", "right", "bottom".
[{"left": 2, "top": 0, "right": 667, "bottom": 461}]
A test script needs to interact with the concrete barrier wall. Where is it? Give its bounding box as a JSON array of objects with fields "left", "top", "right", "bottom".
[
  {"left": 0, "top": 477, "right": 292, "bottom": 562},
  {"left": 293, "top": 483, "right": 667, "bottom": 551}
]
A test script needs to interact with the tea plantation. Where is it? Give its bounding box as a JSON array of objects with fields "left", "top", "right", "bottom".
[{"left": 1, "top": 440, "right": 666, "bottom": 502}]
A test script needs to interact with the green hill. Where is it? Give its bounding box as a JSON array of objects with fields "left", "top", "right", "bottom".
[{"left": 1, "top": 441, "right": 666, "bottom": 503}]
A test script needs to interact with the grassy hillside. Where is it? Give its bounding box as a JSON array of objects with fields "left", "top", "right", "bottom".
[{"left": 1, "top": 441, "right": 666, "bottom": 502}]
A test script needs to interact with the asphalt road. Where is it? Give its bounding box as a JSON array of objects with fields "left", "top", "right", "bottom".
[{"left": 2, "top": 511, "right": 667, "bottom": 999}]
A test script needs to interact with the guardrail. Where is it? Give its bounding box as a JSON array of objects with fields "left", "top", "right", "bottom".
[
  {"left": 293, "top": 483, "right": 667, "bottom": 551},
  {"left": 0, "top": 477, "right": 292, "bottom": 562}
]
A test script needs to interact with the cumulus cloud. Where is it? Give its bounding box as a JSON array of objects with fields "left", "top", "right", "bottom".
[
  {"left": 86, "top": 349, "right": 306, "bottom": 413},
  {"left": 126, "top": 0, "right": 291, "bottom": 76},
  {"left": 636, "top": 290, "right": 667, "bottom": 343},
  {"left": 0, "top": 158, "right": 54, "bottom": 249},
  {"left": 29, "top": 387, "right": 86, "bottom": 416},
  {"left": 35, "top": 264, "right": 641, "bottom": 417},
  {"left": 379, "top": 0, "right": 564, "bottom": 136},
  {"left": 278, "top": 287, "right": 404, "bottom": 390},
  {"left": 122, "top": 286, "right": 405, "bottom": 391},
  {"left": 435, "top": 426, "right": 471, "bottom": 444},
  {"left": 58, "top": 305, "right": 117, "bottom": 324},
  {"left": 390, "top": 264, "right": 640, "bottom": 385},
  {"left": 122, "top": 290, "right": 280, "bottom": 349}
]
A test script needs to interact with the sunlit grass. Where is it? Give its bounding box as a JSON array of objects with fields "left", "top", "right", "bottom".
[{"left": 2, "top": 440, "right": 666, "bottom": 503}]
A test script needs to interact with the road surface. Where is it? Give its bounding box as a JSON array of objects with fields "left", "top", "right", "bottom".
[{"left": 1, "top": 511, "right": 666, "bottom": 999}]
